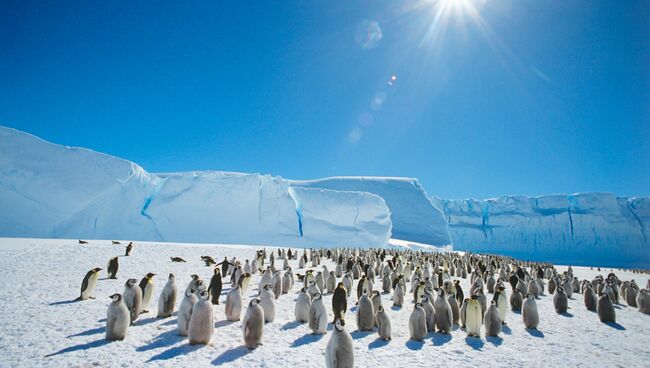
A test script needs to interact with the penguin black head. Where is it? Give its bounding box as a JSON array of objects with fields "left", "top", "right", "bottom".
[
  {"left": 377, "top": 305, "right": 384, "bottom": 313},
  {"left": 300, "top": 287, "right": 307, "bottom": 293},
  {"left": 264, "top": 284, "right": 273, "bottom": 291},
  {"left": 314, "top": 293, "right": 322, "bottom": 300},
  {"left": 110, "top": 293, "right": 122, "bottom": 302},
  {"left": 146, "top": 273, "right": 156, "bottom": 278},
  {"left": 126, "top": 279, "right": 137, "bottom": 287},
  {"left": 214, "top": 268, "right": 220, "bottom": 274},
  {"left": 334, "top": 318, "right": 346, "bottom": 331},
  {"left": 415, "top": 302, "right": 423, "bottom": 309},
  {"left": 191, "top": 274, "right": 199, "bottom": 280},
  {"left": 168, "top": 273, "right": 175, "bottom": 280},
  {"left": 93, "top": 267, "right": 102, "bottom": 273},
  {"left": 250, "top": 298, "right": 260, "bottom": 306}
]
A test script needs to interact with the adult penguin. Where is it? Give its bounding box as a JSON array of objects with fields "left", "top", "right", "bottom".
[
  {"left": 325, "top": 318, "right": 354, "bottom": 368},
  {"left": 309, "top": 293, "right": 328, "bottom": 334},
  {"left": 522, "top": 294, "right": 539, "bottom": 329},
  {"left": 125, "top": 242, "right": 133, "bottom": 256},
  {"left": 409, "top": 303, "right": 427, "bottom": 341},
  {"left": 106, "top": 294, "right": 130, "bottom": 341},
  {"left": 553, "top": 286, "right": 568, "bottom": 314},
  {"left": 178, "top": 289, "right": 198, "bottom": 336},
  {"left": 332, "top": 282, "right": 348, "bottom": 323},
  {"left": 484, "top": 301, "right": 501, "bottom": 337},
  {"left": 138, "top": 273, "right": 156, "bottom": 313},
  {"left": 225, "top": 284, "right": 243, "bottom": 321},
  {"left": 207, "top": 268, "right": 222, "bottom": 305},
  {"left": 107, "top": 257, "right": 119, "bottom": 279},
  {"left": 375, "top": 306, "right": 391, "bottom": 340},
  {"left": 78, "top": 267, "right": 102, "bottom": 300},
  {"left": 188, "top": 289, "right": 213, "bottom": 345},
  {"left": 123, "top": 279, "right": 142, "bottom": 324},
  {"left": 216, "top": 257, "right": 234, "bottom": 277},
  {"left": 356, "top": 289, "right": 375, "bottom": 331},
  {"left": 454, "top": 280, "right": 464, "bottom": 304},
  {"left": 597, "top": 293, "right": 616, "bottom": 323},
  {"left": 295, "top": 287, "right": 311, "bottom": 323},
  {"left": 157, "top": 273, "right": 178, "bottom": 318},
  {"left": 243, "top": 299, "right": 265, "bottom": 349},
  {"left": 465, "top": 296, "right": 482, "bottom": 337}
]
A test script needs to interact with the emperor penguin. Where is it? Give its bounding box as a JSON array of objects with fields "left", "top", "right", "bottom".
[
  {"left": 326, "top": 271, "right": 337, "bottom": 294},
  {"left": 186, "top": 275, "right": 202, "bottom": 295},
  {"left": 625, "top": 284, "right": 638, "bottom": 307},
  {"left": 295, "top": 287, "right": 311, "bottom": 323},
  {"left": 332, "top": 283, "right": 348, "bottom": 323},
  {"left": 454, "top": 280, "right": 464, "bottom": 304},
  {"left": 460, "top": 298, "right": 468, "bottom": 328},
  {"left": 393, "top": 282, "right": 405, "bottom": 307},
  {"left": 447, "top": 293, "right": 460, "bottom": 326},
  {"left": 244, "top": 259, "right": 252, "bottom": 274},
  {"left": 259, "top": 284, "right": 276, "bottom": 323},
  {"left": 125, "top": 242, "right": 133, "bottom": 256},
  {"left": 484, "top": 301, "right": 501, "bottom": 336},
  {"left": 107, "top": 257, "right": 119, "bottom": 279},
  {"left": 138, "top": 273, "right": 156, "bottom": 313},
  {"left": 315, "top": 271, "right": 325, "bottom": 293},
  {"left": 434, "top": 289, "right": 453, "bottom": 333},
  {"left": 597, "top": 293, "right": 616, "bottom": 323},
  {"left": 356, "top": 289, "right": 375, "bottom": 331},
  {"left": 637, "top": 289, "right": 650, "bottom": 314},
  {"left": 493, "top": 286, "right": 508, "bottom": 324},
  {"left": 553, "top": 286, "right": 568, "bottom": 314},
  {"left": 465, "top": 297, "right": 482, "bottom": 337},
  {"left": 409, "top": 303, "right": 427, "bottom": 341},
  {"left": 106, "top": 294, "right": 130, "bottom": 340},
  {"left": 420, "top": 295, "right": 436, "bottom": 332},
  {"left": 207, "top": 268, "right": 222, "bottom": 305},
  {"left": 510, "top": 289, "right": 523, "bottom": 311},
  {"left": 584, "top": 284, "right": 598, "bottom": 311},
  {"left": 123, "top": 279, "right": 143, "bottom": 324},
  {"left": 309, "top": 293, "right": 328, "bottom": 334},
  {"left": 239, "top": 273, "right": 251, "bottom": 295},
  {"left": 342, "top": 274, "right": 353, "bottom": 297},
  {"left": 370, "top": 290, "right": 382, "bottom": 316},
  {"left": 178, "top": 288, "right": 198, "bottom": 336},
  {"left": 259, "top": 267, "right": 272, "bottom": 290},
  {"left": 188, "top": 289, "right": 213, "bottom": 345},
  {"left": 282, "top": 270, "right": 293, "bottom": 294},
  {"left": 375, "top": 305, "right": 391, "bottom": 340},
  {"left": 225, "top": 284, "right": 243, "bottom": 321},
  {"left": 522, "top": 294, "right": 539, "bottom": 329},
  {"left": 157, "top": 273, "right": 177, "bottom": 318},
  {"left": 325, "top": 318, "right": 354, "bottom": 368},
  {"left": 527, "top": 277, "right": 540, "bottom": 298},
  {"left": 243, "top": 298, "right": 265, "bottom": 349},
  {"left": 271, "top": 271, "right": 283, "bottom": 299},
  {"left": 78, "top": 267, "right": 102, "bottom": 300}
]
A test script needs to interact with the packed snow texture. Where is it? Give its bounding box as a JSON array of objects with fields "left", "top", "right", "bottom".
[
  {"left": 1, "top": 238, "right": 648, "bottom": 368},
  {"left": 0, "top": 126, "right": 394, "bottom": 248},
  {"left": 433, "top": 194, "right": 650, "bottom": 268}
]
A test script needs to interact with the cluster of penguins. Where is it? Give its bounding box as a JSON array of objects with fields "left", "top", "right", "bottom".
[{"left": 74, "top": 242, "right": 650, "bottom": 368}]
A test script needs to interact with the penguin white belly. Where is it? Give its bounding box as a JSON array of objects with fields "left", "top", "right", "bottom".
[
  {"left": 465, "top": 303, "right": 482, "bottom": 337},
  {"left": 142, "top": 283, "right": 154, "bottom": 310},
  {"left": 82, "top": 274, "right": 99, "bottom": 300}
]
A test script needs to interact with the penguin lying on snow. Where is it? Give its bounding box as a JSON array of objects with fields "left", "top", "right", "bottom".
[{"left": 171, "top": 257, "right": 187, "bottom": 263}]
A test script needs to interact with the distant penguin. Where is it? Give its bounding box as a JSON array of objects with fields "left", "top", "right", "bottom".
[
  {"left": 484, "top": 301, "right": 501, "bottom": 336},
  {"left": 460, "top": 298, "right": 469, "bottom": 328},
  {"left": 637, "top": 289, "right": 650, "bottom": 314},
  {"left": 107, "top": 257, "right": 119, "bottom": 279},
  {"left": 510, "top": 289, "right": 523, "bottom": 311},
  {"left": 178, "top": 289, "right": 198, "bottom": 336},
  {"left": 325, "top": 271, "right": 337, "bottom": 294},
  {"left": 225, "top": 285, "right": 243, "bottom": 321},
  {"left": 584, "top": 284, "right": 598, "bottom": 312},
  {"left": 259, "top": 284, "right": 276, "bottom": 323},
  {"left": 356, "top": 290, "right": 375, "bottom": 331},
  {"left": 553, "top": 287, "right": 568, "bottom": 314},
  {"left": 170, "top": 257, "right": 187, "bottom": 263},
  {"left": 421, "top": 295, "right": 436, "bottom": 332},
  {"left": 78, "top": 267, "right": 102, "bottom": 300},
  {"left": 409, "top": 303, "right": 427, "bottom": 341},
  {"left": 393, "top": 283, "right": 404, "bottom": 307},
  {"left": 125, "top": 242, "right": 133, "bottom": 256},
  {"left": 597, "top": 293, "right": 616, "bottom": 323},
  {"left": 157, "top": 273, "right": 177, "bottom": 318},
  {"left": 309, "top": 293, "right": 328, "bottom": 334},
  {"left": 188, "top": 290, "right": 213, "bottom": 345},
  {"left": 325, "top": 318, "right": 354, "bottom": 368},
  {"left": 465, "top": 297, "right": 482, "bottom": 336},
  {"left": 106, "top": 294, "right": 130, "bottom": 341},
  {"left": 332, "top": 283, "right": 348, "bottom": 323},
  {"left": 123, "top": 279, "right": 142, "bottom": 324},
  {"left": 522, "top": 294, "right": 539, "bottom": 329},
  {"left": 271, "top": 271, "right": 283, "bottom": 298},
  {"left": 138, "top": 273, "right": 156, "bottom": 313},
  {"left": 295, "top": 287, "right": 311, "bottom": 323},
  {"left": 375, "top": 306, "right": 391, "bottom": 340},
  {"left": 282, "top": 270, "right": 293, "bottom": 294},
  {"left": 203, "top": 268, "right": 222, "bottom": 305},
  {"left": 243, "top": 299, "right": 265, "bottom": 349}
]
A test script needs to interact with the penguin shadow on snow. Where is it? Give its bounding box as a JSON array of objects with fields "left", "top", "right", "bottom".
[
  {"left": 134, "top": 316, "right": 160, "bottom": 326},
  {"left": 501, "top": 324, "right": 512, "bottom": 335},
  {"left": 281, "top": 321, "right": 302, "bottom": 330},
  {"left": 558, "top": 312, "right": 574, "bottom": 318},
  {"left": 215, "top": 320, "right": 237, "bottom": 328},
  {"left": 45, "top": 339, "right": 111, "bottom": 357},
  {"left": 525, "top": 328, "right": 544, "bottom": 338},
  {"left": 161, "top": 318, "right": 178, "bottom": 326},
  {"left": 390, "top": 305, "right": 402, "bottom": 311},
  {"left": 405, "top": 339, "right": 424, "bottom": 351},
  {"left": 464, "top": 336, "right": 484, "bottom": 351},
  {"left": 603, "top": 322, "right": 625, "bottom": 331},
  {"left": 66, "top": 326, "right": 105, "bottom": 338},
  {"left": 211, "top": 345, "right": 251, "bottom": 366},
  {"left": 291, "top": 333, "right": 325, "bottom": 347},
  {"left": 431, "top": 332, "right": 452, "bottom": 346},
  {"left": 350, "top": 330, "right": 373, "bottom": 340},
  {"left": 368, "top": 338, "right": 390, "bottom": 349},
  {"left": 147, "top": 343, "right": 204, "bottom": 362},
  {"left": 486, "top": 336, "right": 503, "bottom": 346},
  {"left": 136, "top": 329, "right": 183, "bottom": 352},
  {"left": 49, "top": 299, "right": 80, "bottom": 306}
]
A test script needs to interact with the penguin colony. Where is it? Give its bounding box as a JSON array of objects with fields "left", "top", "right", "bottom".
[{"left": 72, "top": 241, "right": 649, "bottom": 366}]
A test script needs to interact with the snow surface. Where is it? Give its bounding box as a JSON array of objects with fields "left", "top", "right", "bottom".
[
  {"left": 433, "top": 194, "right": 650, "bottom": 268},
  {"left": 1, "top": 237, "right": 648, "bottom": 367}
]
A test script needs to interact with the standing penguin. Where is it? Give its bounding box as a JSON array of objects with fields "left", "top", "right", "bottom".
[
  {"left": 484, "top": 301, "right": 501, "bottom": 337},
  {"left": 465, "top": 297, "right": 482, "bottom": 337},
  {"left": 510, "top": 289, "right": 523, "bottom": 311},
  {"left": 123, "top": 279, "right": 143, "bottom": 324},
  {"left": 356, "top": 290, "right": 375, "bottom": 331},
  {"left": 393, "top": 283, "right": 404, "bottom": 307},
  {"left": 138, "top": 273, "right": 156, "bottom": 313},
  {"left": 207, "top": 268, "right": 223, "bottom": 305},
  {"left": 157, "top": 274, "right": 177, "bottom": 318},
  {"left": 295, "top": 287, "right": 311, "bottom": 323},
  {"left": 597, "top": 293, "right": 616, "bottom": 323},
  {"left": 375, "top": 306, "right": 391, "bottom": 340},
  {"left": 409, "top": 303, "right": 427, "bottom": 341},
  {"left": 107, "top": 257, "right": 119, "bottom": 279},
  {"left": 309, "top": 293, "right": 328, "bottom": 334},
  {"left": 178, "top": 289, "right": 198, "bottom": 336},
  {"left": 522, "top": 294, "right": 539, "bottom": 329},
  {"left": 584, "top": 284, "right": 598, "bottom": 312},
  {"left": 125, "top": 242, "right": 133, "bottom": 256},
  {"left": 434, "top": 289, "right": 453, "bottom": 334},
  {"left": 553, "top": 287, "right": 568, "bottom": 314},
  {"left": 332, "top": 283, "right": 348, "bottom": 323},
  {"left": 259, "top": 284, "right": 276, "bottom": 323},
  {"left": 460, "top": 299, "right": 469, "bottom": 328},
  {"left": 447, "top": 293, "right": 460, "bottom": 326},
  {"left": 325, "top": 318, "right": 354, "bottom": 368},
  {"left": 106, "top": 294, "right": 130, "bottom": 341},
  {"left": 243, "top": 299, "right": 265, "bottom": 349},
  {"left": 421, "top": 295, "right": 436, "bottom": 332},
  {"left": 493, "top": 286, "right": 508, "bottom": 324},
  {"left": 78, "top": 267, "right": 102, "bottom": 300},
  {"left": 637, "top": 289, "right": 650, "bottom": 314},
  {"left": 225, "top": 285, "right": 243, "bottom": 321},
  {"left": 188, "top": 289, "right": 213, "bottom": 345}
]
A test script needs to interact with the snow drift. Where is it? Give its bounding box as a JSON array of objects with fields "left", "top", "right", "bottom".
[{"left": 433, "top": 194, "right": 650, "bottom": 268}]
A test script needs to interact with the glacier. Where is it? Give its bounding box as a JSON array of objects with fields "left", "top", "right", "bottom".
[{"left": 433, "top": 194, "right": 650, "bottom": 268}]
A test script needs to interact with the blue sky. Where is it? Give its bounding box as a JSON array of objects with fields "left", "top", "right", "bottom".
[{"left": 1, "top": 1, "right": 648, "bottom": 199}]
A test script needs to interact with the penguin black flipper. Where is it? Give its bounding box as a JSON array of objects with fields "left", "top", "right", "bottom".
[
  {"left": 80, "top": 270, "right": 92, "bottom": 298},
  {"left": 139, "top": 277, "right": 148, "bottom": 295}
]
